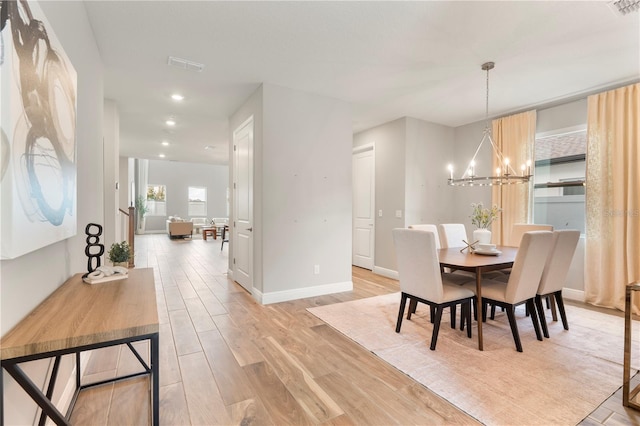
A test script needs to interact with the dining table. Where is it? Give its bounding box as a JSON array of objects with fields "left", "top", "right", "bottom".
[{"left": 438, "top": 246, "right": 518, "bottom": 351}]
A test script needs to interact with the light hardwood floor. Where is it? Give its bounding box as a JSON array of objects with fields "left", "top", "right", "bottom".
[
  {"left": 70, "top": 234, "right": 477, "bottom": 425},
  {"left": 69, "top": 233, "right": 640, "bottom": 425}
]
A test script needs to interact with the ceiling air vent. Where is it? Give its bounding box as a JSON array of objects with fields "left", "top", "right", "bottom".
[
  {"left": 608, "top": 0, "right": 640, "bottom": 16},
  {"left": 167, "top": 56, "right": 205, "bottom": 72}
]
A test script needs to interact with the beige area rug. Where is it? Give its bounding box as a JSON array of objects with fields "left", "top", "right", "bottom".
[{"left": 308, "top": 293, "right": 640, "bottom": 425}]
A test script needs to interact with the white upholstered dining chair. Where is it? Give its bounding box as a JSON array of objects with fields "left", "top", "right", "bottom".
[
  {"left": 437, "top": 223, "right": 477, "bottom": 281},
  {"left": 534, "top": 230, "right": 580, "bottom": 338},
  {"left": 508, "top": 223, "right": 553, "bottom": 247},
  {"left": 408, "top": 224, "right": 441, "bottom": 249},
  {"left": 463, "top": 231, "right": 553, "bottom": 352},
  {"left": 438, "top": 223, "right": 469, "bottom": 248},
  {"left": 407, "top": 224, "right": 469, "bottom": 323},
  {"left": 488, "top": 223, "right": 554, "bottom": 319},
  {"left": 393, "top": 228, "right": 475, "bottom": 350}
]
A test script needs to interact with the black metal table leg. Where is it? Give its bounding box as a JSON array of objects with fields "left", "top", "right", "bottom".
[
  {"left": 1, "top": 367, "right": 4, "bottom": 426},
  {"left": 151, "top": 333, "right": 160, "bottom": 426},
  {"left": 38, "top": 356, "right": 62, "bottom": 426},
  {"left": 3, "top": 363, "right": 68, "bottom": 425}
]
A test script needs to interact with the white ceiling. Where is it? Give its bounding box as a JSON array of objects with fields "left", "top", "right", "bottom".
[{"left": 83, "top": 1, "right": 640, "bottom": 165}]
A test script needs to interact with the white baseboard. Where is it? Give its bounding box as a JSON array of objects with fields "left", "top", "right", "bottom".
[
  {"left": 373, "top": 266, "right": 399, "bottom": 280},
  {"left": 562, "top": 287, "right": 584, "bottom": 302},
  {"left": 257, "top": 281, "right": 353, "bottom": 305},
  {"left": 252, "top": 287, "right": 263, "bottom": 304}
]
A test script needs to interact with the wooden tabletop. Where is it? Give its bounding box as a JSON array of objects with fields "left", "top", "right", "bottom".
[
  {"left": 1, "top": 268, "right": 159, "bottom": 360},
  {"left": 438, "top": 246, "right": 518, "bottom": 270}
]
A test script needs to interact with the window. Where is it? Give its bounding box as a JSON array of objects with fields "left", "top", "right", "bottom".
[
  {"left": 188, "top": 186, "right": 207, "bottom": 217},
  {"left": 146, "top": 184, "right": 166, "bottom": 216},
  {"left": 533, "top": 127, "right": 586, "bottom": 234}
]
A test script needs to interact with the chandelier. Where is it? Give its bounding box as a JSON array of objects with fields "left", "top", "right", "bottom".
[{"left": 447, "top": 62, "right": 531, "bottom": 187}]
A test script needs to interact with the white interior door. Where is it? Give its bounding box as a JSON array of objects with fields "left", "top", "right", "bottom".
[
  {"left": 352, "top": 146, "right": 375, "bottom": 270},
  {"left": 233, "top": 117, "right": 253, "bottom": 292}
]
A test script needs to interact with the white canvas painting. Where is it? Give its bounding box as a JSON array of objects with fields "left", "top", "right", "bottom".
[{"left": 1, "top": 0, "right": 78, "bottom": 259}]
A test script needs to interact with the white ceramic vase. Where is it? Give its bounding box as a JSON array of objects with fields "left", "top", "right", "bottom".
[{"left": 473, "top": 228, "right": 492, "bottom": 244}]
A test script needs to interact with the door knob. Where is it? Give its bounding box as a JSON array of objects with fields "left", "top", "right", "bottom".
[{"left": 247, "top": 227, "right": 253, "bottom": 232}]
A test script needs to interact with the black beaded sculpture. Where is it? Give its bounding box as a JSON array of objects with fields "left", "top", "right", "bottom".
[{"left": 83, "top": 223, "right": 104, "bottom": 278}]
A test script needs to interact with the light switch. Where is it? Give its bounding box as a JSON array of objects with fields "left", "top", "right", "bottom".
[
  {"left": 395, "top": 210, "right": 402, "bottom": 218},
  {"left": 378, "top": 210, "right": 383, "bottom": 217}
]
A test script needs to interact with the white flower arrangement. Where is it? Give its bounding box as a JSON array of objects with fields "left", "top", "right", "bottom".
[{"left": 470, "top": 203, "right": 501, "bottom": 229}]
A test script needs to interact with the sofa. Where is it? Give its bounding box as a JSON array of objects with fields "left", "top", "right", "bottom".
[{"left": 166, "top": 219, "right": 193, "bottom": 238}]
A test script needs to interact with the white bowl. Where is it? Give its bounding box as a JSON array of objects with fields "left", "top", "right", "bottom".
[{"left": 477, "top": 243, "right": 496, "bottom": 251}]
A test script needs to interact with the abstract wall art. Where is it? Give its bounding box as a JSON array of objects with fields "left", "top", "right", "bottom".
[{"left": 1, "top": 0, "right": 78, "bottom": 259}]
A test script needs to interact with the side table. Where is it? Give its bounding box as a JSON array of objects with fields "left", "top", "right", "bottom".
[
  {"left": 623, "top": 282, "right": 640, "bottom": 409},
  {"left": 203, "top": 227, "right": 217, "bottom": 240}
]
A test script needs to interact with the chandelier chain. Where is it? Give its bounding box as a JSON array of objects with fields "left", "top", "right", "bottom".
[{"left": 485, "top": 65, "right": 490, "bottom": 128}]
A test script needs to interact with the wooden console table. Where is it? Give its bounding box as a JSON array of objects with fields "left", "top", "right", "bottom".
[{"left": 0, "top": 268, "right": 159, "bottom": 425}]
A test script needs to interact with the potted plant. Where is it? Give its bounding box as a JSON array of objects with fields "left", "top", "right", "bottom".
[
  {"left": 135, "top": 195, "right": 149, "bottom": 234},
  {"left": 470, "top": 203, "right": 501, "bottom": 244},
  {"left": 108, "top": 241, "right": 131, "bottom": 267}
]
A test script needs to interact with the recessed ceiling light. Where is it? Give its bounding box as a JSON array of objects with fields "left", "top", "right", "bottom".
[
  {"left": 159, "top": 154, "right": 166, "bottom": 158},
  {"left": 204, "top": 145, "right": 215, "bottom": 150},
  {"left": 161, "top": 141, "right": 170, "bottom": 146},
  {"left": 171, "top": 94, "right": 184, "bottom": 101},
  {"left": 165, "top": 119, "right": 176, "bottom": 126}
]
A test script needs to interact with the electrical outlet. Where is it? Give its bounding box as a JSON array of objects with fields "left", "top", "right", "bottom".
[
  {"left": 395, "top": 210, "right": 402, "bottom": 218},
  {"left": 314, "top": 265, "right": 320, "bottom": 275}
]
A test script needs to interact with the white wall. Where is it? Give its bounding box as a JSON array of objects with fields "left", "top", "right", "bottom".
[
  {"left": 261, "top": 83, "right": 352, "bottom": 297},
  {"left": 0, "top": 1, "right": 104, "bottom": 423},
  {"left": 405, "top": 117, "right": 456, "bottom": 227},
  {"left": 536, "top": 99, "right": 587, "bottom": 134},
  {"left": 144, "top": 160, "right": 229, "bottom": 231},
  {"left": 353, "top": 117, "right": 457, "bottom": 273},
  {"left": 103, "top": 99, "right": 120, "bottom": 251},
  {"left": 353, "top": 118, "right": 406, "bottom": 271},
  {"left": 229, "top": 84, "right": 352, "bottom": 300},
  {"left": 118, "top": 156, "right": 133, "bottom": 210}
]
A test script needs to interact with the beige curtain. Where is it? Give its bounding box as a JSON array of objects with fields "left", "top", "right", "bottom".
[
  {"left": 585, "top": 83, "right": 640, "bottom": 312},
  {"left": 491, "top": 110, "right": 536, "bottom": 245}
]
